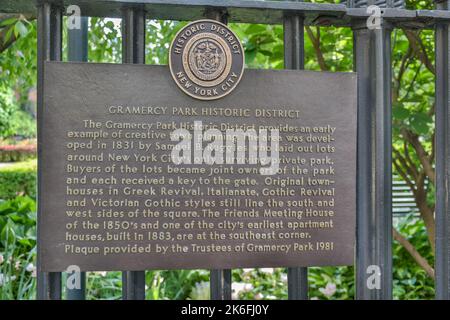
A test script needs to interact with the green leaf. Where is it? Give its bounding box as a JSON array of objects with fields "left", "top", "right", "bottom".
[
  {"left": 245, "top": 24, "right": 267, "bottom": 35},
  {"left": 17, "top": 237, "right": 32, "bottom": 247},
  {"left": 245, "top": 49, "right": 257, "bottom": 66},
  {"left": 0, "top": 218, "right": 16, "bottom": 246},
  {"left": 410, "top": 112, "right": 432, "bottom": 135},
  {"left": 14, "top": 21, "right": 28, "bottom": 38},
  {"left": 259, "top": 49, "right": 274, "bottom": 56},
  {"left": 393, "top": 105, "right": 410, "bottom": 120},
  {"left": 4, "top": 26, "right": 14, "bottom": 44},
  {"left": 105, "top": 21, "right": 115, "bottom": 30},
  {"left": 0, "top": 18, "right": 17, "bottom": 27}
]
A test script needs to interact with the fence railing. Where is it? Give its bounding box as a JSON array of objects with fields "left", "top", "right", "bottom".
[{"left": 2, "top": 0, "right": 450, "bottom": 300}]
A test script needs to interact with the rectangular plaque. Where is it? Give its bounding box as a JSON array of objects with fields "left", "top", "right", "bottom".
[{"left": 40, "top": 62, "right": 356, "bottom": 271}]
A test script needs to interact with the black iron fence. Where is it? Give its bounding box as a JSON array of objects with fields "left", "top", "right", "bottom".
[{"left": 2, "top": 0, "right": 450, "bottom": 300}]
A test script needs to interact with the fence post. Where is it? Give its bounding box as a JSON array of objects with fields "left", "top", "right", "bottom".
[
  {"left": 435, "top": 0, "right": 450, "bottom": 300},
  {"left": 210, "top": 269, "right": 232, "bottom": 300},
  {"left": 283, "top": 0, "right": 308, "bottom": 300},
  {"left": 36, "top": 1, "right": 63, "bottom": 300},
  {"left": 351, "top": 5, "right": 393, "bottom": 299},
  {"left": 203, "top": 7, "right": 233, "bottom": 301},
  {"left": 121, "top": 6, "right": 146, "bottom": 300},
  {"left": 68, "top": 16, "right": 88, "bottom": 62},
  {"left": 65, "top": 15, "right": 88, "bottom": 301}
]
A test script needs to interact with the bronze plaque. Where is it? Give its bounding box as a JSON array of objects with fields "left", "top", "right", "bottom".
[
  {"left": 40, "top": 62, "right": 356, "bottom": 272},
  {"left": 169, "top": 20, "right": 244, "bottom": 100}
]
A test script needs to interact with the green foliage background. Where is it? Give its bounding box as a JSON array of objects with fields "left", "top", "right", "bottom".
[{"left": 0, "top": 160, "right": 36, "bottom": 199}]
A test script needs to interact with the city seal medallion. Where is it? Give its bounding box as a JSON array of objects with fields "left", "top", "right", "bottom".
[{"left": 169, "top": 20, "right": 244, "bottom": 100}]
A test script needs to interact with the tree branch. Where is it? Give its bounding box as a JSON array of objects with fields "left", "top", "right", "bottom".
[
  {"left": 400, "top": 62, "right": 422, "bottom": 101},
  {"left": 393, "top": 47, "right": 412, "bottom": 102},
  {"left": 393, "top": 228, "right": 435, "bottom": 279},
  {"left": 415, "top": 171, "right": 436, "bottom": 253},
  {"left": 402, "top": 29, "right": 435, "bottom": 75},
  {"left": 393, "top": 156, "right": 416, "bottom": 192},
  {"left": 401, "top": 128, "right": 435, "bottom": 185},
  {"left": 403, "top": 141, "right": 418, "bottom": 178},
  {"left": 305, "top": 26, "right": 328, "bottom": 71},
  {"left": 393, "top": 148, "right": 418, "bottom": 182}
]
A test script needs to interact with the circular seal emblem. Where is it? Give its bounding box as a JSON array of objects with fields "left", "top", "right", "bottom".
[{"left": 169, "top": 20, "right": 244, "bottom": 100}]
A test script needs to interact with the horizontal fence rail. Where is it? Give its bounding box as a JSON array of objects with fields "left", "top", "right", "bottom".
[
  {"left": 2, "top": 0, "right": 446, "bottom": 300},
  {"left": 4, "top": 0, "right": 450, "bottom": 25}
]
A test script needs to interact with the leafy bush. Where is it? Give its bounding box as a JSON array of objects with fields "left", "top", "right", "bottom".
[
  {"left": 0, "top": 143, "right": 36, "bottom": 162},
  {"left": 0, "top": 90, "right": 16, "bottom": 139},
  {"left": 0, "top": 196, "right": 37, "bottom": 299},
  {"left": 393, "top": 214, "right": 434, "bottom": 299},
  {"left": 83, "top": 269, "right": 209, "bottom": 300},
  {"left": 158, "top": 270, "right": 209, "bottom": 300},
  {"left": 8, "top": 110, "right": 36, "bottom": 139},
  {"left": 0, "top": 159, "right": 36, "bottom": 199},
  {"left": 0, "top": 90, "right": 36, "bottom": 140}
]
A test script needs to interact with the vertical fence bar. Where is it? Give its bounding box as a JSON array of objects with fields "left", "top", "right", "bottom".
[
  {"left": 122, "top": 7, "right": 146, "bottom": 64},
  {"left": 435, "top": 0, "right": 450, "bottom": 300},
  {"left": 352, "top": 18, "right": 393, "bottom": 299},
  {"left": 205, "top": 8, "right": 228, "bottom": 24},
  {"left": 121, "top": 6, "right": 146, "bottom": 300},
  {"left": 68, "top": 16, "right": 88, "bottom": 62},
  {"left": 204, "top": 7, "right": 232, "bottom": 300},
  {"left": 283, "top": 0, "right": 308, "bottom": 300},
  {"left": 210, "top": 269, "right": 232, "bottom": 300},
  {"left": 36, "top": 1, "right": 63, "bottom": 300},
  {"left": 373, "top": 24, "right": 393, "bottom": 300},
  {"left": 65, "top": 16, "right": 88, "bottom": 300}
]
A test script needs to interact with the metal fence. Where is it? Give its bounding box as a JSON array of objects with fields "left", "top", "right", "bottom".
[{"left": 2, "top": 0, "right": 450, "bottom": 300}]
